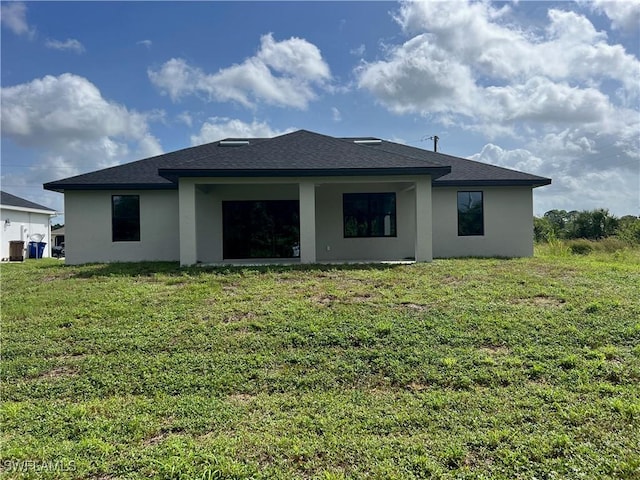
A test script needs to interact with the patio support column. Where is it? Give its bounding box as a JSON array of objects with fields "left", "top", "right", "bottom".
[
  {"left": 415, "top": 176, "right": 433, "bottom": 262},
  {"left": 179, "top": 179, "right": 197, "bottom": 266},
  {"left": 299, "top": 181, "right": 316, "bottom": 263}
]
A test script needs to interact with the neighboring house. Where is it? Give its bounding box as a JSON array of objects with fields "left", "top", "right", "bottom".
[
  {"left": 1, "top": 191, "right": 57, "bottom": 260},
  {"left": 44, "top": 130, "right": 551, "bottom": 265},
  {"left": 51, "top": 225, "right": 65, "bottom": 248}
]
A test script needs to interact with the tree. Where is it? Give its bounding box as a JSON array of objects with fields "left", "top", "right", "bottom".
[
  {"left": 617, "top": 215, "right": 640, "bottom": 245},
  {"left": 543, "top": 209, "right": 569, "bottom": 238},
  {"left": 533, "top": 216, "right": 553, "bottom": 242},
  {"left": 571, "top": 209, "right": 618, "bottom": 240},
  {"left": 537, "top": 208, "right": 623, "bottom": 242}
]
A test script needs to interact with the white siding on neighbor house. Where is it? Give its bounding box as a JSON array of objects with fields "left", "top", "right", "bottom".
[
  {"left": 431, "top": 186, "right": 534, "bottom": 258},
  {"left": 64, "top": 190, "right": 180, "bottom": 264},
  {"left": 1, "top": 208, "right": 52, "bottom": 259}
]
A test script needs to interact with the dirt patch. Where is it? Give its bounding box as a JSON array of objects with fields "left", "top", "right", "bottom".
[
  {"left": 312, "top": 294, "right": 338, "bottom": 307},
  {"left": 478, "top": 346, "right": 510, "bottom": 356},
  {"left": 223, "top": 311, "right": 257, "bottom": 323},
  {"left": 35, "top": 365, "right": 79, "bottom": 380},
  {"left": 400, "top": 302, "right": 430, "bottom": 312},
  {"left": 143, "top": 431, "right": 169, "bottom": 446},
  {"left": 407, "top": 382, "right": 430, "bottom": 392},
  {"left": 312, "top": 292, "right": 377, "bottom": 307},
  {"left": 464, "top": 450, "right": 493, "bottom": 468},
  {"left": 350, "top": 293, "right": 373, "bottom": 303},
  {"left": 227, "top": 393, "right": 255, "bottom": 404},
  {"left": 49, "top": 353, "right": 87, "bottom": 361},
  {"left": 440, "top": 274, "right": 463, "bottom": 285},
  {"left": 512, "top": 294, "right": 566, "bottom": 307}
]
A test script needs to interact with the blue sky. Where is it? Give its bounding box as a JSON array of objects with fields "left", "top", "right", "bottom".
[{"left": 1, "top": 1, "right": 639, "bottom": 220}]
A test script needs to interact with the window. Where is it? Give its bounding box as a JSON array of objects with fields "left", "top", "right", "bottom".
[
  {"left": 457, "top": 191, "right": 484, "bottom": 236},
  {"left": 112, "top": 195, "right": 140, "bottom": 242},
  {"left": 343, "top": 192, "right": 396, "bottom": 238}
]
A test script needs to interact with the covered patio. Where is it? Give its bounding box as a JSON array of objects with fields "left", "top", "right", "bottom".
[{"left": 177, "top": 176, "right": 434, "bottom": 266}]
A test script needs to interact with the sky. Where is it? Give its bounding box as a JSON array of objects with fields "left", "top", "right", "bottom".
[{"left": 1, "top": 0, "right": 639, "bottom": 222}]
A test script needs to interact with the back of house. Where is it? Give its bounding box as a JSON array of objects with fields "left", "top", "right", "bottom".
[{"left": 44, "top": 130, "right": 551, "bottom": 265}]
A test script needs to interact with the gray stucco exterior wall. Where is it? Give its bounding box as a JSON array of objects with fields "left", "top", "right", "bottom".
[
  {"left": 431, "top": 186, "right": 534, "bottom": 258},
  {"left": 64, "top": 190, "right": 180, "bottom": 265}
]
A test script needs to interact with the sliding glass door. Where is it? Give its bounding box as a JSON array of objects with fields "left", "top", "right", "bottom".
[{"left": 222, "top": 200, "right": 300, "bottom": 259}]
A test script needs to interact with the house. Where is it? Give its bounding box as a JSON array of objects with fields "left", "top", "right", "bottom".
[
  {"left": 44, "top": 130, "right": 550, "bottom": 265},
  {"left": 1, "top": 191, "right": 57, "bottom": 260},
  {"left": 51, "top": 225, "right": 65, "bottom": 248}
]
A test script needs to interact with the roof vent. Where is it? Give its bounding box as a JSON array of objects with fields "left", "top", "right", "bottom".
[
  {"left": 353, "top": 139, "right": 382, "bottom": 145},
  {"left": 219, "top": 140, "right": 250, "bottom": 147}
]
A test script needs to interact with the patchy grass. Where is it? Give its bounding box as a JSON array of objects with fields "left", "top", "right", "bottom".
[{"left": 1, "top": 253, "right": 639, "bottom": 479}]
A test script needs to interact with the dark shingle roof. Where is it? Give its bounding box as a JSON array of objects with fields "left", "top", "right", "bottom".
[
  {"left": 157, "top": 130, "right": 450, "bottom": 180},
  {"left": 1, "top": 191, "right": 56, "bottom": 212},
  {"left": 44, "top": 130, "right": 550, "bottom": 192}
]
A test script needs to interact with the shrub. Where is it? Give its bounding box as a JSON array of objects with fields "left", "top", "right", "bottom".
[
  {"left": 596, "top": 237, "right": 628, "bottom": 253},
  {"left": 545, "top": 238, "right": 571, "bottom": 256},
  {"left": 568, "top": 239, "right": 594, "bottom": 255}
]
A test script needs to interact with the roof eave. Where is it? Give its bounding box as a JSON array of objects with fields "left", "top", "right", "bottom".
[
  {"left": 158, "top": 166, "right": 452, "bottom": 182},
  {"left": 433, "top": 178, "right": 552, "bottom": 188},
  {"left": 43, "top": 182, "right": 178, "bottom": 193},
  {"left": 0, "top": 204, "right": 57, "bottom": 215}
]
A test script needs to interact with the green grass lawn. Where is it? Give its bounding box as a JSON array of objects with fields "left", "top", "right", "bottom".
[{"left": 1, "top": 249, "right": 639, "bottom": 479}]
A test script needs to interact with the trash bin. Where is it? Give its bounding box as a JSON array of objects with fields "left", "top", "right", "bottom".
[
  {"left": 9, "top": 241, "right": 24, "bottom": 261},
  {"left": 28, "top": 241, "right": 36, "bottom": 258},
  {"left": 28, "top": 241, "right": 47, "bottom": 259},
  {"left": 37, "top": 242, "right": 47, "bottom": 258}
]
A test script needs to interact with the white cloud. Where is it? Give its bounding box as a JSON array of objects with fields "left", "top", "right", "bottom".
[
  {"left": 176, "top": 111, "right": 193, "bottom": 127},
  {"left": 190, "top": 117, "right": 294, "bottom": 146},
  {"left": 469, "top": 144, "right": 546, "bottom": 177},
  {"left": 0, "top": 2, "right": 35, "bottom": 38},
  {"left": 359, "top": 0, "right": 639, "bottom": 216},
  {"left": 1, "top": 74, "right": 163, "bottom": 192},
  {"left": 469, "top": 129, "right": 639, "bottom": 217},
  {"left": 358, "top": 1, "right": 639, "bottom": 126},
  {"left": 357, "top": 34, "right": 478, "bottom": 116},
  {"left": 350, "top": 44, "right": 366, "bottom": 56},
  {"left": 257, "top": 33, "right": 330, "bottom": 80},
  {"left": 482, "top": 77, "right": 614, "bottom": 124},
  {"left": 590, "top": 0, "right": 640, "bottom": 33},
  {"left": 332, "top": 107, "right": 342, "bottom": 122},
  {"left": 149, "top": 33, "right": 331, "bottom": 109},
  {"left": 137, "top": 39, "right": 152, "bottom": 48},
  {"left": 45, "top": 38, "right": 85, "bottom": 54}
]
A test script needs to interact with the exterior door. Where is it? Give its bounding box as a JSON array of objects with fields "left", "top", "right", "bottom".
[{"left": 222, "top": 200, "right": 300, "bottom": 259}]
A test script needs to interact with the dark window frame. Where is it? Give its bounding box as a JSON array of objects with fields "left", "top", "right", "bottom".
[
  {"left": 457, "top": 191, "right": 484, "bottom": 236},
  {"left": 222, "top": 199, "right": 300, "bottom": 259},
  {"left": 343, "top": 192, "right": 397, "bottom": 238},
  {"left": 112, "top": 195, "right": 141, "bottom": 242}
]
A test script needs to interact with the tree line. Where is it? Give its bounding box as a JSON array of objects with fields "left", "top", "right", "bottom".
[{"left": 534, "top": 209, "right": 640, "bottom": 244}]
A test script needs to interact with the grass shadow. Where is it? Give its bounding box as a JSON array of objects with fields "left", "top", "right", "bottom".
[{"left": 45, "top": 260, "right": 413, "bottom": 279}]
